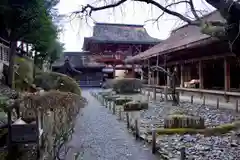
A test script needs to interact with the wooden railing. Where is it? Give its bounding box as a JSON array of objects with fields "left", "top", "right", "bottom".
[{"left": 143, "top": 84, "right": 240, "bottom": 97}]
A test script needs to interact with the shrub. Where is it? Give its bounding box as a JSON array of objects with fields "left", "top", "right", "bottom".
[
  {"left": 14, "top": 56, "right": 34, "bottom": 90},
  {"left": 112, "top": 78, "right": 143, "bottom": 94},
  {"left": 20, "top": 90, "right": 87, "bottom": 159},
  {"left": 34, "top": 71, "right": 81, "bottom": 95}
]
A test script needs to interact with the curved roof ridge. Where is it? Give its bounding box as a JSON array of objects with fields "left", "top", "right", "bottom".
[{"left": 95, "top": 22, "right": 144, "bottom": 27}]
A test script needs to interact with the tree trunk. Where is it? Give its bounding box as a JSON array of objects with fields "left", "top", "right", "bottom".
[
  {"left": 7, "top": 40, "right": 17, "bottom": 88},
  {"left": 33, "top": 53, "right": 37, "bottom": 79}
]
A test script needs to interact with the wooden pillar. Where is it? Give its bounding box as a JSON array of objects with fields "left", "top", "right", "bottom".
[
  {"left": 167, "top": 68, "right": 171, "bottom": 86},
  {"left": 131, "top": 63, "right": 135, "bottom": 78},
  {"left": 140, "top": 69, "right": 144, "bottom": 80},
  {"left": 26, "top": 43, "right": 29, "bottom": 53},
  {"left": 148, "top": 59, "right": 151, "bottom": 85},
  {"left": 180, "top": 64, "right": 184, "bottom": 88},
  {"left": 224, "top": 58, "right": 230, "bottom": 92},
  {"left": 113, "top": 64, "right": 116, "bottom": 78},
  {"left": 156, "top": 56, "right": 159, "bottom": 85},
  {"left": 199, "top": 60, "right": 204, "bottom": 89}
]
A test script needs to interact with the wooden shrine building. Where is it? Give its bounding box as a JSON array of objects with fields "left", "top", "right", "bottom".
[
  {"left": 52, "top": 51, "right": 105, "bottom": 87},
  {"left": 82, "top": 23, "right": 160, "bottom": 79},
  {"left": 125, "top": 11, "right": 240, "bottom": 104}
]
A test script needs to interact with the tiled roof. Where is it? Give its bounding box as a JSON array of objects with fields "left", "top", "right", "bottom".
[
  {"left": 52, "top": 51, "right": 105, "bottom": 68},
  {"left": 82, "top": 23, "right": 161, "bottom": 50},
  {"left": 125, "top": 11, "right": 225, "bottom": 62}
]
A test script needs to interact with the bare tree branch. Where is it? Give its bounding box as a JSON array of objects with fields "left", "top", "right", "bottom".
[
  {"left": 73, "top": 0, "right": 202, "bottom": 26},
  {"left": 144, "top": 1, "right": 198, "bottom": 25},
  {"left": 73, "top": 0, "right": 128, "bottom": 16},
  {"left": 134, "top": 0, "right": 200, "bottom": 25},
  {"left": 189, "top": 0, "right": 200, "bottom": 20}
]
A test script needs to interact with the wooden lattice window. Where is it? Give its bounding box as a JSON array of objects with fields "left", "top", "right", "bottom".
[{"left": 0, "top": 43, "right": 9, "bottom": 62}]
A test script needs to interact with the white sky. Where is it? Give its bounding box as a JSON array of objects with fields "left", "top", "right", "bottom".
[{"left": 57, "top": 0, "right": 214, "bottom": 51}]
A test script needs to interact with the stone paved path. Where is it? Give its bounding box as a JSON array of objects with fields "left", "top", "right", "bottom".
[{"left": 67, "top": 89, "right": 159, "bottom": 160}]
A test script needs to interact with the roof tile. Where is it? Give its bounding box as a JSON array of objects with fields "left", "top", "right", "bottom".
[{"left": 127, "top": 11, "right": 225, "bottom": 61}]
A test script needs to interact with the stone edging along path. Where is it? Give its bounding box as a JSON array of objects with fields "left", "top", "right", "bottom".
[
  {"left": 89, "top": 90, "right": 189, "bottom": 159},
  {"left": 90, "top": 90, "right": 240, "bottom": 160}
]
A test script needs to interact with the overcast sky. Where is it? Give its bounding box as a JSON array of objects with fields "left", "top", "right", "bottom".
[{"left": 57, "top": 0, "right": 214, "bottom": 51}]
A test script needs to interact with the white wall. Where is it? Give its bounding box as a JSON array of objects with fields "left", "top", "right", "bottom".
[{"left": 115, "top": 70, "right": 126, "bottom": 78}]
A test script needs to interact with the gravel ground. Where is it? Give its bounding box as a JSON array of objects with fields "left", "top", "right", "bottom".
[
  {"left": 138, "top": 96, "right": 240, "bottom": 159},
  {"left": 66, "top": 89, "right": 159, "bottom": 160},
  {"left": 140, "top": 101, "right": 240, "bottom": 128},
  {"left": 92, "top": 89, "right": 240, "bottom": 160}
]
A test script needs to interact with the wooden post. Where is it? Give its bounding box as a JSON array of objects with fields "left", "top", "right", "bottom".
[
  {"left": 119, "top": 109, "right": 122, "bottom": 120},
  {"left": 131, "top": 63, "right": 135, "bottom": 78},
  {"left": 224, "top": 57, "right": 230, "bottom": 102},
  {"left": 191, "top": 95, "right": 193, "bottom": 104},
  {"left": 180, "top": 147, "right": 186, "bottom": 160},
  {"left": 113, "top": 64, "right": 116, "bottom": 78},
  {"left": 167, "top": 68, "right": 171, "bottom": 86},
  {"left": 199, "top": 60, "right": 204, "bottom": 89},
  {"left": 108, "top": 101, "right": 111, "bottom": 110},
  {"left": 217, "top": 98, "right": 219, "bottom": 109},
  {"left": 148, "top": 59, "right": 151, "bottom": 85},
  {"left": 156, "top": 56, "right": 159, "bottom": 85},
  {"left": 140, "top": 69, "right": 144, "bottom": 80},
  {"left": 152, "top": 129, "right": 156, "bottom": 154},
  {"left": 135, "top": 119, "right": 139, "bottom": 140},
  {"left": 153, "top": 87, "right": 156, "bottom": 101},
  {"left": 180, "top": 65, "right": 184, "bottom": 88},
  {"left": 203, "top": 96, "right": 205, "bottom": 105},
  {"left": 236, "top": 100, "right": 238, "bottom": 112},
  {"left": 113, "top": 102, "right": 116, "bottom": 115},
  {"left": 147, "top": 91, "right": 150, "bottom": 102},
  {"left": 126, "top": 112, "right": 130, "bottom": 128}
]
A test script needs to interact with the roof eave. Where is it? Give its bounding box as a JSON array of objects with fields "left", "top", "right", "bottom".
[
  {"left": 85, "top": 38, "right": 160, "bottom": 45},
  {"left": 142, "top": 37, "right": 218, "bottom": 60}
]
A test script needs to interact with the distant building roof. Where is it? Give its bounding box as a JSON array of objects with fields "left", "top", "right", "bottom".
[
  {"left": 125, "top": 11, "right": 225, "bottom": 62},
  {"left": 52, "top": 51, "right": 105, "bottom": 68},
  {"left": 83, "top": 22, "right": 161, "bottom": 50}
]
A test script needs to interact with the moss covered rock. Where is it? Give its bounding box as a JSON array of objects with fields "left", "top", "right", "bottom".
[
  {"left": 123, "top": 100, "right": 148, "bottom": 111},
  {"left": 34, "top": 71, "right": 81, "bottom": 95}
]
